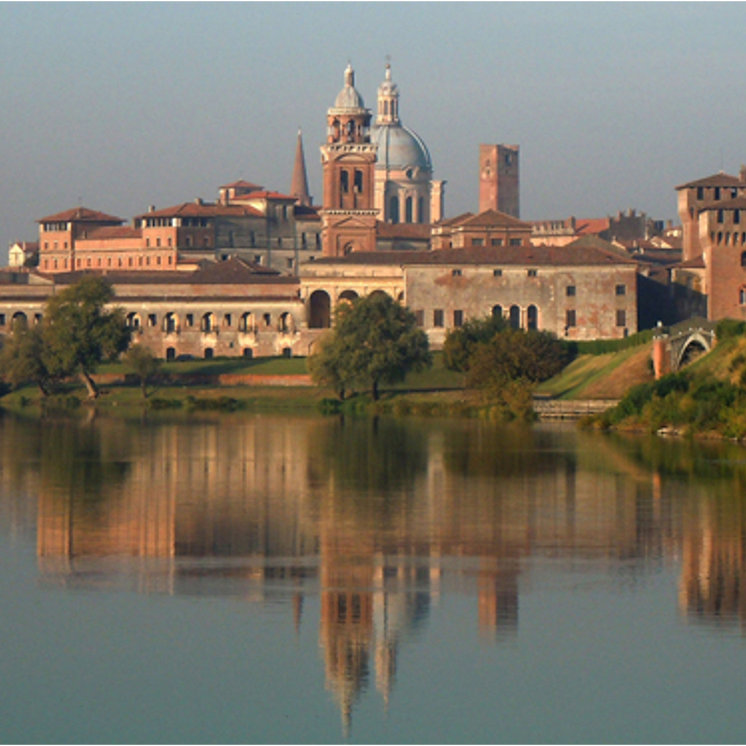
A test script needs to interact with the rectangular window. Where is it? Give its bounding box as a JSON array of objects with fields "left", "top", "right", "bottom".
[
  {"left": 528, "top": 269, "right": 537, "bottom": 277},
  {"left": 415, "top": 310, "right": 424, "bottom": 327},
  {"left": 616, "top": 309, "right": 627, "bottom": 327},
  {"left": 510, "top": 238, "right": 521, "bottom": 246},
  {"left": 493, "top": 268, "right": 502, "bottom": 277},
  {"left": 735, "top": 210, "right": 741, "bottom": 225},
  {"left": 453, "top": 310, "right": 464, "bottom": 327},
  {"left": 615, "top": 284, "right": 626, "bottom": 296},
  {"left": 0, "top": 314, "right": 5, "bottom": 326},
  {"left": 491, "top": 238, "right": 503, "bottom": 247},
  {"left": 433, "top": 309, "right": 444, "bottom": 327},
  {"left": 697, "top": 186, "right": 704, "bottom": 200},
  {"left": 224, "top": 314, "right": 232, "bottom": 327},
  {"left": 566, "top": 309, "right": 576, "bottom": 327},
  {"left": 451, "top": 269, "right": 462, "bottom": 277},
  {"left": 566, "top": 285, "right": 576, "bottom": 296},
  {"left": 471, "top": 238, "right": 484, "bottom": 247},
  {"left": 148, "top": 314, "right": 157, "bottom": 327},
  {"left": 185, "top": 314, "right": 194, "bottom": 327}
]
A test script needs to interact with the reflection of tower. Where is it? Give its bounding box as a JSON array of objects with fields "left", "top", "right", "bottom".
[
  {"left": 479, "top": 143, "right": 520, "bottom": 218},
  {"left": 477, "top": 559, "right": 519, "bottom": 639},
  {"left": 320, "top": 64, "right": 378, "bottom": 257},
  {"left": 319, "top": 530, "right": 376, "bottom": 735}
]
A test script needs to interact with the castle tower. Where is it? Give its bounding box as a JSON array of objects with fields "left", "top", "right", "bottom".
[
  {"left": 479, "top": 144, "right": 520, "bottom": 218},
  {"left": 290, "top": 129, "right": 312, "bottom": 207},
  {"left": 320, "top": 64, "right": 378, "bottom": 256}
]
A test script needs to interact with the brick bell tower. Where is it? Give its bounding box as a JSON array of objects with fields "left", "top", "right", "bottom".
[
  {"left": 479, "top": 144, "right": 520, "bottom": 218},
  {"left": 320, "top": 64, "right": 378, "bottom": 256}
]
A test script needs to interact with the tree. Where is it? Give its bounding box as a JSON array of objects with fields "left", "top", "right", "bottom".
[
  {"left": 0, "top": 323, "right": 53, "bottom": 396},
  {"left": 443, "top": 314, "right": 506, "bottom": 372},
  {"left": 43, "top": 277, "right": 131, "bottom": 398},
  {"left": 124, "top": 344, "right": 162, "bottom": 399},
  {"left": 310, "top": 293, "right": 432, "bottom": 400}
]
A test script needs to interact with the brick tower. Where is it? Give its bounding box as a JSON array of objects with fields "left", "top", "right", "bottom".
[
  {"left": 320, "top": 64, "right": 378, "bottom": 256},
  {"left": 479, "top": 144, "right": 520, "bottom": 218}
]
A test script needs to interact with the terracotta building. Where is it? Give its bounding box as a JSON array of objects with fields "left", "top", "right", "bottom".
[{"left": 479, "top": 144, "right": 519, "bottom": 218}]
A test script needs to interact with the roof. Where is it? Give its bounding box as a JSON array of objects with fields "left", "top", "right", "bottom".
[
  {"left": 231, "top": 190, "right": 298, "bottom": 202},
  {"left": 574, "top": 217, "right": 611, "bottom": 236},
  {"left": 451, "top": 209, "right": 531, "bottom": 230},
  {"left": 39, "top": 258, "right": 296, "bottom": 287},
  {"left": 675, "top": 172, "right": 744, "bottom": 190},
  {"left": 310, "top": 243, "right": 637, "bottom": 268},
  {"left": 675, "top": 255, "right": 706, "bottom": 269},
  {"left": 135, "top": 202, "right": 263, "bottom": 219},
  {"left": 219, "top": 180, "right": 264, "bottom": 191},
  {"left": 433, "top": 212, "right": 474, "bottom": 229},
  {"left": 38, "top": 207, "right": 124, "bottom": 224},
  {"left": 375, "top": 221, "right": 432, "bottom": 240}
]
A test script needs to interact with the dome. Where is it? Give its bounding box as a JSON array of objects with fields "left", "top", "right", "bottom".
[
  {"left": 332, "top": 63, "right": 365, "bottom": 111},
  {"left": 370, "top": 123, "right": 432, "bottom": 172}
]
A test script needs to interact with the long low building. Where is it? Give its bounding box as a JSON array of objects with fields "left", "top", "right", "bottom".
[{"left": 0, "top": 237, "right": 639, "bottom": 360}]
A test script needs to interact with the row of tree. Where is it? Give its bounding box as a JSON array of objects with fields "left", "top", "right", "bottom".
[{"left": 0, "top": 277, "right": 158, "bottom": 399}]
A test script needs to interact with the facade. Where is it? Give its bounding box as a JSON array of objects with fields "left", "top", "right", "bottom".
[
  {"left": 479, "top": 144, "right": 520, "bottom": 218},
  {"left": 300, "top": 241, "right": 638, "bottom": 345},
  {"left": 431, "top": 209, "right": 533, "bottom": 250}
]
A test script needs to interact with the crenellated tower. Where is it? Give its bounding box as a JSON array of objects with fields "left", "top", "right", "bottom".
[{"left": 320, "top": 64, "right": 378, "bottom": 256}]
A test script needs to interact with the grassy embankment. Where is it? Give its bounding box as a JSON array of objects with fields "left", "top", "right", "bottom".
[
  {"left": 0, "top": 352, "right": 471, "bottom": 419},
  {"left": 580, "top": 326, "right": 746, "bottom": 439}
]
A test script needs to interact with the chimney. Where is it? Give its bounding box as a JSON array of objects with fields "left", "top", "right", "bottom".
[
  {"left": 148, "top": 205, "right": 155, "bottom": 213},
  {"left": 194, "top": 197, "right": 203, "bottom": 205},
  {"left": 740, "top": 165, "right": 746, "bottom": 184}
]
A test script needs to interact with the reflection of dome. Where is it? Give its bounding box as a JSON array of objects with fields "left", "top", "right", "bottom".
[
  {"left": 370, "top": 124, "right": 432, "bottom": 172},
  {"left": 333, "top": 63, "right": 365, "bottom": 111}
]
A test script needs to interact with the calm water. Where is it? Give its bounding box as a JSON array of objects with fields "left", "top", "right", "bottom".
[{"left": 1, "top": 412, "right": 745, "bottom": 744}]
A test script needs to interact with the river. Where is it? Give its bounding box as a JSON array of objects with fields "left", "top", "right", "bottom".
[{"left": 1, "top": 412, "right": 745, "bottom": 743}]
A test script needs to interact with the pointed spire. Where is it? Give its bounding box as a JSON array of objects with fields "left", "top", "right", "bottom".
[{"left": 290, "top": 128, "right": 312, "bottom": 207}]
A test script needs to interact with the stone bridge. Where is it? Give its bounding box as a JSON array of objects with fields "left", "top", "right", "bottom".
[{"left": 652, "top": 317, "right": 717, "bottom": 378}]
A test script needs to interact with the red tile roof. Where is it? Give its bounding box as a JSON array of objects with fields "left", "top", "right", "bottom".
[
  {"left": 134, "top": 202, "right": 263, "bottom": 219},
  {"left": 675, "top": 172, "right": 743, "bottom": 190},
  {"left": 375, "top": 221, "right": 432, "bottom": 239},
  {"left": 452, "top": 209, "right": 530, "bottom": 230},
  {"left": 675, "top": 255, "right": 706, "bottom": 269},
  {"left": 231, "top": 190, "right": 297, "bottom": 202},
  {"left": 219, "top": 180, "right": 264, "bottom": 191},
  {"left": 81, "top": 226, "right": 142, "bottom": 240},
  {"left": 37, "top": 206, "right": 124, "bottom": 224},
  {"left": 574, "top": 217, "right": 611, "bottom": 236}
]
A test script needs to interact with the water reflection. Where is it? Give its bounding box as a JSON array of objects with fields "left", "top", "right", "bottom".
[{"left": 1, "top": 413, "right": 746, "bottom": 731}]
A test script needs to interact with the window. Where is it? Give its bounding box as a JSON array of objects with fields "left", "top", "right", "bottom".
[
  {"left": 740, "top": 288, "right": 746, "bottom": 305},
  {"left": 718, "top": 210, "right": 724, "bottom": 223},
  {"left": 736, "top": 210, "right": 741, "bottom": 225},
  {"left": 204, "top": 348, "right": 214, "bottom": 360},
  {"left": 340, "top": 170, "right": 349, "bottom": 193},
  {"left": 243, "top": 348, "right": 253, "bottom": 358},
  {"left": 354, "top": 169, "right": 363, "bottom": 193},
  {"left": 527, "top": 269, "right": 537, "bottom": 277},
  {"left": 224, "top": 314, "right": 232, "bottom": 327},
  {"left": 566, "top": 309, "right": 576, "bottom": 327},
  {"left": 566, "top": 285, "right": 576, "bottom": 296},
  {"left": 185, "top": 314, "right": 194, "bottom": 327},
  {"left": 493, "top": 268, "right": 502, "bottom": 277},
  {"left": 415, "top": 310, "right": 424, "bottom": 327},
  {"left": 715, "top": 187, "right": 721, "bottom": 200},
  {"left": 491, "top": 238, "right": 503, "bottom": 247},
  {"left": 452, "top": 269, "right": 462, "bottom": 277},
  {"left": 433, "top": 309, "right": 444, "bottom": 327},
  {"left": 615, "top": 284, "right": 626, "bottom": 296},
  {"left": 616, "top": 309, "right": 627, "bottom": 327},
  {"left": 453, "top": 310, "right": 464, "bottom": 327},
  {"left": 697, "top": 186, "right": 704, "bottom": 200},
  {"left": 471, "top": 237, "right": 484, "bottom": 247},
  {"left": 509, "top": 238, "right": 521, "bottom": 246},
  {"left": 0, "top": 314, "right": 5, "bottom": 326},
  {"left": 148, "top": 314, "right": 157, "bottom": 327}
]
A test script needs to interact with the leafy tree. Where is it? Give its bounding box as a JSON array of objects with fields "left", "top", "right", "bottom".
[
  {"left": 124, "top": 344, "right": 162, "bottom": 399},
  {"left": 0, "top": 324, "right": 53, "bottom": 396},
  {"left": 465, "top": 328, "right": 572, "bottom": 389},
  {"left": 310, "top": 293, "right": 432, "bottom": 400},
  {"left": 43, "top": 277, "right": 131, "bottom": 398},
  {"left": 443, "top": 314, "right": 506, "bottom": 372}
]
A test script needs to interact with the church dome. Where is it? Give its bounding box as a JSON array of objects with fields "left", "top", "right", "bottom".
[
  {"left": 332, "top": 63, "right": 365, "bottom": 111},
  {"left": 371, "top": 123, "right": 432, "bottom": 172}
]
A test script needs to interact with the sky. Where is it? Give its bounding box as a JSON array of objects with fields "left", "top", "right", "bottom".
[{"left": 2, "top": 2, "right": 746, "bottom": 263}]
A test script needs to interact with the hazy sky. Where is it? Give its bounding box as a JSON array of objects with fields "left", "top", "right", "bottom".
[{"left": 3, "top": 2, "right": 745, "bottom": 262}]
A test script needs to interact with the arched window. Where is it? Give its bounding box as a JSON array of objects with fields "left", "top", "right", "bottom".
[
  {"left": 389, "top": 196, "right": 399, "bottom": 224},
  {"left": 405, "top": 196, "right": 413, "bottom": 223},
  {"left": 527, "top": 305, "right": 538, "bottom": 330},
  {"left": 740, "top": 252, "right": 746, "bottom": 268},
  {"left": 309, "top": 290, "right": 332, "bottom": 328},
  {"left": 354, "top": 169, "right": 363, "bottom": 193},
  {"left": 163, "top": 312, "right": 177, "bottom": 333},
  {"left": 492, "top": 305, "right": 503, "bottom": 320},
  {"left": 201, "top": 313, "right": 214, "bottom": 332},
  {"left": 340, "top": 170, "right": 349, "bottom": 194},
  {"left": 166, "top": 347, "right": 176, "bottom": 361},
  {"left": 740, "top": 287, "right": 746, "bottom": 305},
  {"left": 240, "top": 312, "right": 255, "bottom": 332},
  {"left": 509, "top": 305, "right": 521, "bottom": 329}
]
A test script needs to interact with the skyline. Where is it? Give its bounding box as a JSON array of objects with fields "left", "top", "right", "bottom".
[{"left": 3, "top": 2, "right": 746, "bottom": 262}]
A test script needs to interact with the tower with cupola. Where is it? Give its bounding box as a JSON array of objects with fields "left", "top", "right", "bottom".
[{"left": 320, "top": 64, "right": 379, "bottom": 256}]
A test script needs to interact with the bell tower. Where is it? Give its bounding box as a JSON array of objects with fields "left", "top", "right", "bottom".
[{"left": 320, "top": 64, "right": 378, "bottom": 256}]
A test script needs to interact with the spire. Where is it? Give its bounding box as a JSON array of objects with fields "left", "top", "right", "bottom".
[
  {"left": 290, "top": 128, "right": 312, "bottom": 207},
  {"left": 376, "top": 62, "right": 399, "bottom": 125}
]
